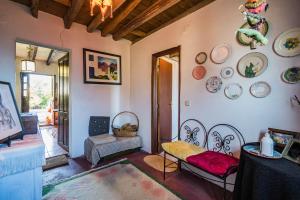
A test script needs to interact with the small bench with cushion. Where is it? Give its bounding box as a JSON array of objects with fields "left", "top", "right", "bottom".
[
  {"left": 84, "top": 116, "right": 142, "bottom": 166},
  {"left": 162, "top": 119, "right": 245, "bottom": 200}
]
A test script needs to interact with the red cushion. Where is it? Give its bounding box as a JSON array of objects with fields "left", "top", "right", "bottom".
[{"left": 186, "top": 151, "right": 239, "bottom": 176}]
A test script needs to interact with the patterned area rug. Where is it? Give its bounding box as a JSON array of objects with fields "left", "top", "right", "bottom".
[
  {"left": 144, "top": 155, "right": 177, "bottom": 172},
  {"left": 43, "top": 159, "right": 181, "bottom": 200}
]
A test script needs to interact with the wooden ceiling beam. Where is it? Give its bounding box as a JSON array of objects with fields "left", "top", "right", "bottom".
[
  {"left": 32, "top": 46, "right": 38, "bottom": 61},
  {"left": 131, "top": 30, "right": 147, "bottom": 37},
  {"left": 31, "top": 0, "right": 40, "bottom": 18},
  {"left": 113, "top": 0, "right": 180, "bottom": 41},
  {"left": 99, "top": 0, "right": 142, "bottom": 36},
  {"left": 64, "top": 0, "right": 85, "bottom": 29},
  {"left": 133, "top": 0, "right": 215, "bottom": 44},
  {"left": 46, "top": 49, "right": 55, "bottom": 65}
]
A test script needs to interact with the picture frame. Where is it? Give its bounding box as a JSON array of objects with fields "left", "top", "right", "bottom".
[
  {"left": 282, "top": 139, "right": 300, "bottom": 165},
  {"left": 269, "top": 128, "right": 299, "bottom": 153},
  {"left": 0, "top": 81, "right": 23, "bottom": 145},
  {"left": 83, "top": 48, "right": 122, "bottom": 85}
]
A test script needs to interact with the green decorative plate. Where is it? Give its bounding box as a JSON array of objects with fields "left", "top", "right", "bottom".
[
  {"left": 237, "top": 21, "right": 269, "bottom": 46},
  {"left": 274, "top": 28, "right": 300, "bottom": 57},
  {"left": 237, "top": 52, "right": 268, "bottom": 78},
  {"left": 282, "top": 67, "right": 300, "bottom": 84}
]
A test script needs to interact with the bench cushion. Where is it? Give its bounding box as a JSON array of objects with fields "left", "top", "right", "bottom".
[
  {"left": 162, "top": 141, "right": 206, "bottom": 161},
  {"left": 88, "top": 134, "right": 117, "bottom": 145},
  {"left": 186, "top": 151, "right": 239, "bottom": 176}
]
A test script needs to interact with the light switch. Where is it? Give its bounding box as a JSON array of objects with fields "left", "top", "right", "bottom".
[{"left": 185, "top": 100, "right": 191, "bottom": 107}]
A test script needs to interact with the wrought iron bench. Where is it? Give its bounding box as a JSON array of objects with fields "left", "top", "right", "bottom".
[{"left": 162, "top": 119, "right": 245, "bottom": 200}]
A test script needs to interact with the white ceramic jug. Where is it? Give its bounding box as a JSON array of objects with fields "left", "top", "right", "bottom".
[{"left": 261, "top": 131, "right": 274, "bottom": 157}]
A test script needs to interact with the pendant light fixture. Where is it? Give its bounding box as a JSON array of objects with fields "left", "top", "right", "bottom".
[
  {"left": 90, "top": 0, "right": 113, "bottom": 22},
  {"left": 21, "top": 45, "right": 36, "bottom": 72}
]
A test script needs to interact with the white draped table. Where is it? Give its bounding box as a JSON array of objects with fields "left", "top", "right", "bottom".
[{"left": 0, "top": 134, "right": 45, "bottom": 200}]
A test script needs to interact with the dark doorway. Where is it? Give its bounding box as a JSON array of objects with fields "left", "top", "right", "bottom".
[{"left": 151, "top": 46, "right": 180, "bottom": 154}]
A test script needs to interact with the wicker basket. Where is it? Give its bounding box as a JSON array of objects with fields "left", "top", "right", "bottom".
[{"left": 112, "top": 111, "right": 139, "bottom": 137}]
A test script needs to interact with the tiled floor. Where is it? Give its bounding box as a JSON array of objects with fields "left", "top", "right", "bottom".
[{"left": 41, "top": 126, "right": 68, "bottom": 158}]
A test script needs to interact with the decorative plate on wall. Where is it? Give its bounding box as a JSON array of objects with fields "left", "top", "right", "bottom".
[
  {"left": 221, "top": 67, "right": 234, "bottom": 79},
  {"left": 274, "top": 28, "right": 300, "bottom": 57},
  {"left": 206, "top": 76, "right": 222, "bottom": 93},
  {"left": 192, "top": 66, "right": 207, "bottom": 80},
  {"left": 224, "top": 83, "right": 243, "bottom": 100},
  {"left": 195, "top": 52, "right": 207, "bottom": 64},
  {"left": 250, "top": 81, "right": 271, "bottom": 98},
  {"left": 281, "top": 67, "right": 300, "bottom": 84},
  {"left": 237, "top": 21, "right": 269, "bottom": 46},
  {"left": 210, "top": 44, "right": 231, "bottom": 64},
  {"left": 237, "top": 52, "right": 268, "bottom": 78}
]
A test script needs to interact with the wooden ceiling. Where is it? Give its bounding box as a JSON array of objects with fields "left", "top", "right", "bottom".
[{"left": 11, "top": 0, "right": 215, "bottom": 43}]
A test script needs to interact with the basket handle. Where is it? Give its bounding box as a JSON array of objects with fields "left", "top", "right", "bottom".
[{"left": 111, "top": 111, "right": 139, "bottom": 130}]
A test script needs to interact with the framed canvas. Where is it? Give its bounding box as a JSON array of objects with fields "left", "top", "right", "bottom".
[
  {"left": 268, "top": 128, "right": 300, "bottom": 153},
  {"left": 83, "top": 48, "right": 122, "bottom": 85},
  {"left": 0, "top": 81, "right": 23, "bottom": 144},
  {"left": 282, "top": 139, "right": 300, "bottom": 165}
]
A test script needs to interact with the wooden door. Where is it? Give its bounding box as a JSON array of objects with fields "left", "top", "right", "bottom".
[
  {"left": 20, "top": 73, "right": 30, "bottom": 113},
  {"left": 58, "top": 54, "right": 69, "bottom": 151},
  {"left": 157, "top": 58, "right": 172, "bottom": 152}
]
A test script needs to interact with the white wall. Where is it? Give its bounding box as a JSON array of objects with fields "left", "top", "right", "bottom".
[
  {"left": 130, "top": 0, "right": 300, "bottom": 153},
  {"left": 0, "top": 0, "right": 131, "bottom": 157},
  {"left": 15, "top": 56, "right": 59, "bottom": 109}
]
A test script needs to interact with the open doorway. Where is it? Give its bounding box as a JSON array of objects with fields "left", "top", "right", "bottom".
[
  {"left": 16, "top": 41, "right": 69, "bottom": 167},
  {"left": 151, "top": 46, "right": 180, "bottom": 154}
]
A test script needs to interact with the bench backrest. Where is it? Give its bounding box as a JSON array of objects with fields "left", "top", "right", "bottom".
[
  {"left": 179, "top": 119, "right": 207, "bottom": 147},
  {"left": 207, "top": 124, "right": 245, "bottom": 157}
]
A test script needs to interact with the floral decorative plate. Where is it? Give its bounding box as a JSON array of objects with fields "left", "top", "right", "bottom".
[
  {"left": 206, "top": 76, "right": 222, "bottom": 93},
  {"left": 192, "top": 66, "right": 207, "bottom": 80},
  {"left": 250, "top": 81, "right": 271, "bottom": 98},
  {"left": 210, "top": 44, "right": 231, "bottom": 64},
  {"left": 237, "top": 21, "right": 269, "bottom": 46},
  {"left": 243, "top": 144, "right": 282, "bottom": 159},
  {"left": 274, "top": 28, "right": 300, "bottom": 57},
  {"left": 224, "top": 83, "right": 243, "bottom": 100},
  {"left": 237, "top": 52, "right": 268, "bottom": 78},
  {"left": 281, "top": 67, "right": 300, "bottom": 84},
  {"left": 220, "top": 67, "right": 234, "bottom": 79},
  {"left": 195, "top": 52, "right": 207, "bottom": 64}
]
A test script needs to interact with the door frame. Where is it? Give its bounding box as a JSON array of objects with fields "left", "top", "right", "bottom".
[
  {"left": 20, "top": 72, "right": 56, "bottom": 113},
  {"left": 151, "top": 46, "right": 181, "bottom": 154},
  {"left": 16, "top": 39, "right": 72, "bottom": 153}
]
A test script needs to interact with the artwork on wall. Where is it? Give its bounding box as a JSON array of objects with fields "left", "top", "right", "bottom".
[
  {"left": 281, "top": 67, "right": 300, "bottom": 84},
  {"left": 192, "top": 66, "right": 206, "bottom": 80},
  {"left": 250, "top": 81, "right": 271, "bottom": 98},
  {"left": 274, "top": 28, "right": 300, "bottom": 57},
  {"left": 237, "top": 0, "right": 269, "bottom": 49},
  {"left": 224, "top": 83, "right": 243, "bottom": 100},
  {"left": 237, "top": 52, "right": 268, "bottom": 78},
  {"left": 83, "top": 48, "right": 122, "bottom": 85},
  {"left": 0, "top": 81, "right": 23, "bottom": 144},
  {"left": 206, "top": 76, "right": 222, "bottom": 93},
  {"left": 210, "top": 44, "right": 231, "bottom": 64},
  {"left": 220, "top": 67, "right": 234, "bottom": 79},
  {"left": 195, "top": 52, "right": 207, "bottom": 64}
]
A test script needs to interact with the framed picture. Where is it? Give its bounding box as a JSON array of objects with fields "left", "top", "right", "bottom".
[
  {"left": 0, "top": 81, "right": 23, "bottom": 144},
  {"left": 83, "top": 48, "right": 122, "bottom": 85},
  {"left": 282, "top": 139, "right": 300, "bottom": 165},
  {"left": 268, "top": 128, "right": 300, "bottom": 152}
]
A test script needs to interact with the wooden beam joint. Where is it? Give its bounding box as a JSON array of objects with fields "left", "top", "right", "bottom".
[
  {"left": 31, "top": 0, "right": 40, "bottom": 18},
  {"left": 64, "top": 0, "right": 85, "bottom": 29}
]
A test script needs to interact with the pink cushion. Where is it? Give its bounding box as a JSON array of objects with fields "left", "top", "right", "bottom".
[{"left": 186, "top": 151, "right": 239, "bottom": 176}]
